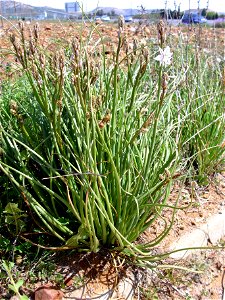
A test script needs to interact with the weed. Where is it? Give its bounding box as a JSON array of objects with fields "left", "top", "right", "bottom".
[{"left": 1, "top": 260, "right": 29, "bottom": 300}]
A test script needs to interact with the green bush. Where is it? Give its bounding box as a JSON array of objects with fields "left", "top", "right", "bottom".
[
  {"left": 206, "top": 11, "right": 219, "bottom": 20},
  {"left": 172, "top": 44, "right": 225, "bottom": 184},
  {"left": 0, "top": 22, "right": 179, "bottom": 259},
  {"left": 1, "top": 20, "right": 225, "bottom": 260}
]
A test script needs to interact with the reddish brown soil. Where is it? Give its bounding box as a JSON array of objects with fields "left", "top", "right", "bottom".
[{"left": 0, "top": 19, "right": 224, "bottom": 79}]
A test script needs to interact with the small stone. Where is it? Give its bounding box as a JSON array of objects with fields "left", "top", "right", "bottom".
[
  {"left": 15, "top": 255, "right": 23, "bottom": 265},
  {"left": 215, "top": 261, "right": 222, "bottom": 270},
  {"left": 65, "top": 277, "right": 73, "bottom": 287},
  {"left": 220, "top": 182, "right": 225, "bottom": 188},
  {"left": 192, "top": 274, "right": 201, "bottom": 283},
  {"left": 202, "top": 193, "right": 209, "bottom": 199},
  {"left": 35, "top": 286, "right": 64, "bottom": 300}
]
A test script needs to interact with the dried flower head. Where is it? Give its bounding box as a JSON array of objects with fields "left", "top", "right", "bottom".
[
  {"left": 98, "top": 121, "right": 105, "bottom": 129},
  {"left": 33, "top": 23, "right": 40, "bottom": 42},
  {"left": 221, "top": 140, "right": 225, "bottom": 148},
  {"left": 102, "top": 110, "right": 111, "bottom": 124},
  {"left": 133, "top": 38, "right": 138, "bottom": 55},
  {"left": 39, "top": 53, "right": 46, "bottom": 68},
  {"left": 140, "top": 112, "right": 154, "bottom": 133},
  {"left": 118, "top": 15, "right": 125, "bottom": 32},
  {"left": 10, "top": 100, "right": 18, "bottom": 115},
  {"left": 157, "top": 20, "right": 166, "bottom": 46},
  {"left": 161, "top": 72, "right": 169, "bottom": 90},
  {"left": 222, "top": 66, "right": 225, "bottom": 93},
  {"left": 18, "top": 21, "right": 24, "bottom": 32},
  {"left": 29, "top": 39, "right": 36, "bottom": 55}
]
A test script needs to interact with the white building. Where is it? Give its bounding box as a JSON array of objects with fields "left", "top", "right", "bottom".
[{"left": 65, "top": 2, "right": 81, "bottom": 13}]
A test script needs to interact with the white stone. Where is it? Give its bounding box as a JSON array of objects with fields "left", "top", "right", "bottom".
[
  {"left": 112, "top": 275, "right": 134, "bottom": 300},
  {"left": 201, "top": 210, "right": 225, "bottom": 244},
  {"left": 169, "top": 209, "right": 225, "bottom": 259},
  {"left": 169, "top": 228, "right": 208, "bottom": 259}
]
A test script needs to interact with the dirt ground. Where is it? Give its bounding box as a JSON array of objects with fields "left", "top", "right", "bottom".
[{"left": 0, "top": 19, "right": 224, "bottom": 77}]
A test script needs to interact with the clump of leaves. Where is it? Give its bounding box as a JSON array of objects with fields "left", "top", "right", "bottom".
[{"left": 4, "top": 203, "right": 28, "bottom": 235}]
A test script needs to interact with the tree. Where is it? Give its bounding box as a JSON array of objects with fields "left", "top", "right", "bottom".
[
  {"left": 201, "top": 8, "right": 207, "bottom": 16},
  {"left": 110, "top": 9, "right": 116, "bottom": 16},
  {"left": 206, "top": 11, "right": 218, "bottom": 20},
  {"left": 96, "top": 9, "right": 104, "bottom": 17}
]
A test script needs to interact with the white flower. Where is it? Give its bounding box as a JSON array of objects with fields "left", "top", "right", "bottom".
[{"left": 154, "top": 46, "right": 173, "bottom": 67}]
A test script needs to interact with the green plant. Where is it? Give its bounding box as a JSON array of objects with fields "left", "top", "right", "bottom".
[
  {"left": 178, "top": 46, "right": 225, "bottom": 184},
  {"left": 0, "top": 21, "right": 179, "bottom": 260},
  {"left": 1, "top": 260, "right": 29, "bottom": 300},
  {"left": 1, "top": 18, "right": 224, "bottom": 268},
  {"left": 139, "top": 286, "right": 159, "bottom": 299},
  {"left": 206, "top": 11, "right": 219, "bottom": 20},
  {"left": 3, "top": 203, "right": 28, "bottom": 234}
]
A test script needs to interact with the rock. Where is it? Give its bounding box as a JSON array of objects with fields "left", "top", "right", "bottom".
[
  {"left": 169, "top": 208, "right": 225, "bottom": 259},
  {"left": 169, "top": 228, "right": 208, "bottom": 259},
  {"left": 112, "top": 275, "right": 135, "bottom": 300},
  {"left": 201, "top": 209, "right": 225, "bottom": 244},
  {"left": 63, "top": 273, "right": 136, "bottom": 300},
  {"left": 35, "top": 286, "right": 64, "bottom": 300}
]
